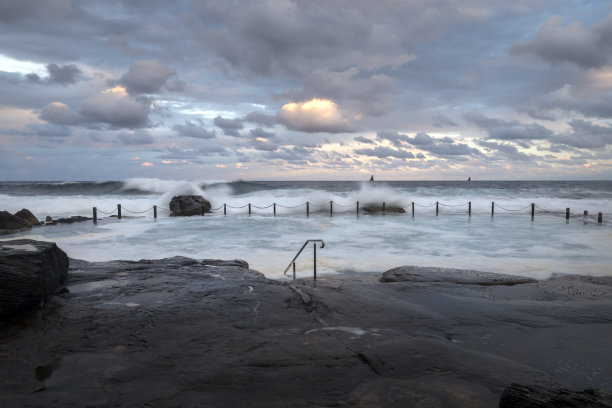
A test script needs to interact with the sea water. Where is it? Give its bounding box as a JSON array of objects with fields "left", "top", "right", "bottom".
[{"left": 1, "top": 179, "right": 611, "bottom": 280}]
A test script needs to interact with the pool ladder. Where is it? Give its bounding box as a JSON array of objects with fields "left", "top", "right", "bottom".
[{"left": 283, "top": 239, "right": 325, "bottom": 280}]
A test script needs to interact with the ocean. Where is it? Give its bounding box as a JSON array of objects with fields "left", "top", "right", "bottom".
[{"left": 1, "top": 179, "right": 611, "bottom": 280}]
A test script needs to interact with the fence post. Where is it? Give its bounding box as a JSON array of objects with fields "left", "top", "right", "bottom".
[
  {"left": 274, "top": 203, "right": 276, "bottom": 216},
  {"left": 313, "top": 242, "right": 317, "bottom": 281},
  {"left": 224, "top": 203, "right": 227, "bottom": 216},
  {"left": 436, "top": 201, "right": 439, "bottom": 216},
  {"left": 468, "top": 201, "right": 471, "bottom": 216},
  {"left": 117, "top": 204, "right": 121, "bottom": 219},
  {"left": 153, "top": 205, "right": 157, "bottom": 219},
  {"left": 306, "top": 201, "right": 310, "bottom": 217},
  {"left": 566, "top": 208, "right": 570, "bottom": 220},
  {"left": 93, "top": 207, "right": 97, "bottom": 223},
  {"left": 382, "top": 202, "right": 386, "bottom": 214},
  {"left": 584, "top": 210, "right": 588, "bottom": 217},
  {"left": 412, "top": 202, "right": 414, "bottom": 217},
  {"left": 293, "top": 262, "right": 296, "bottom": 280},
  {"left": 330, "top": 201, "right": 333, "bottom": 216},
  {"left": 356, "top": 201, "right": 359, "bottom": 215},
  {"left": 248, "top": 203, "right": 251, "bottom": 215},
  {"left": 491, "top": 202, "right": 495, "bottom": 217},
  {"left": 598, "top": 212, "right": 603, "bottom": 223},
  {"left": 531, "top": 203, "right": 535, "bottom": 220}
]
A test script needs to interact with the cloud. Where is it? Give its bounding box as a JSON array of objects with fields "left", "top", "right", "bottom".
[
  {"left": 510, "top": 14, "right": 612, "bottom": 68},
  {"left": 40, "top": 101, "right": 83, "bottom": 125},
  {"left": 477, "top": 140, "right": 533, "bottom": 161},
  {"left": 46, "top": 63, "right": 82, "bottom": 85},
  {"left": 526, "top": 84, "right": 612, "bottom": 120},
  {"left": 277, "top": 98, "right": 355, "bottom": 133},
  {"left": 354, "top": 136, "right": 375, "bottom": 144},
  {"left": 552, "top": 119, "right": 612, "bottom": 148},
  {"left": 214, "top": 116, "right": 244, "bottom": 137},
  {"left": 79, "top": 86, "right": 152, "bottom": 128},
  {"left": 173, "top": 120, "right": 216, "bottom": 139},
  {"left": 117, "top": 130, "right": 154, "bottom": 145},
  {"left": 245, "top": 111, "right": 277, "bottom": 127},
  {"left": 355, "top": 146, "right": 415, "bottom": 159},
  {"left": 464, "top": 111, "right": 554, "bottom": 140},
  {"left": 120, "top": 60, "right": 176, "bottom": 95}
]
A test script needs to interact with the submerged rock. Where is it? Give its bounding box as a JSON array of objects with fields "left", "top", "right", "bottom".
[
  {"left": 0, "top": 239, "right": 69, "bottom": 317},
  {"left": 169, "top": 195, "right": 212, "bottom": 216}
]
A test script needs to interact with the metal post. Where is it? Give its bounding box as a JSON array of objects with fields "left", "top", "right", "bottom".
[
  {"left": 566, "top": 208, "right": 570, "bottom": 220},
  {"left": 598, "top": 212, "right": 603, "bottom": 223},
  {"left": 330, "top": 201, "right": 333, "bottom": 216},
  {"left": 224, "top": 203, "right": 227, "bottom": 216},
  {"left": 93, "top": 207, "right": 97, "bottom": 223},
  {"left": 356, "top": 201, "right": 359, "bottom": 214},
  {"left": 382, "top": 202, "right": 386, "bottom": 214},
  {"left": 531, "top": 203, "right": 535, "bottom": 219},
  {"left": 292, "top": 262, "right": 296, "bottom": 280},
  {"left": 248, "top": 203, "right": 251, "bottom": 215},
  {"left": 313, "top": 242, "right": 317, "bottom": 281},
  {"left": 491, "top": 202, "right": 495, "bottom": 217},
  {"left": 436, "top": 201, "right": 439, "bottom": 216},
  {"left": 117, "top": 204, "right": 121, "bottom": 219},
  {"left": 306, "top": 201, "right": 310, "bottom": 217},
  {"left": 468, "top": 201, "right": 471, "bottom": 216},
  {"left": 584, "top": 210, "right": 588, "bottom": 217},
  {"left": 411, "top": 202, "right": 414, "bottom": 217},
  {"left": 274, "top": 203, "right": 276, "bottom": 216},
  {"left": 153, "top": 205, "right": 157, "bottom": 219}
]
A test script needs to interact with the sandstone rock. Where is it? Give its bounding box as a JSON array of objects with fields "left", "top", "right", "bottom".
[
  {"left": 0, "top": 211, "right": 30, "bottom": 232},
  {"left": 0, "top": 239, "right": 69, "bottom": 317},
  {"left": 13, "top": 209, "right": 40, "bottom": 226},
  {"left": 169, "top": 195, "right": 212, "bottom": 216}
]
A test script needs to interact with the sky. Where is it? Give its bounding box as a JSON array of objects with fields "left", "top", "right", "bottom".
[{"left": 1, "top": 0, "right": 612, "bottom": 181}]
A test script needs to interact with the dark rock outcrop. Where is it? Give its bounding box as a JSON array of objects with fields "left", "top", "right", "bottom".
[
  {"left": 13, "top": 209, "right": 40, "bottom": 226},
  {"left": 169, "top": 195, "right": 212, "bottom": 216},
  {"left": 54, "top": 216, "right": 91, "bottom": 224},
  {"left": 381, "top": 265, "right": 537, "bottom": 285},
  {"left": 0, "top": 210, "right": 31, "bottom": 232},
  {"left": 499, "top": 383, "right": 612, "bottom": 407},
  {"left": 0, "top": 240, "right": 69, "bottom": 317},
  {"left": 362, "top": 205, "right": 406, "bottom": 213}
]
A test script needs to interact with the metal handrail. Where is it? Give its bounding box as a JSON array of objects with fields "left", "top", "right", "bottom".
[{"left": 283, "top": 239, "right": 325, "bottom": 280}]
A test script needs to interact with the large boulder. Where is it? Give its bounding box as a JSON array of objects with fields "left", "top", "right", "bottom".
[
  {"left": 0, "top": 239, "right": 69, "bottom": 317},
  {"left": 14, "top": 208, "right": 40, "bottom": 226},
  {"left": 0, "top": 210, "right": 30, "bottom": 232},
  {"left": 169, "top": 195, "right": 212, "bottom": 216}
]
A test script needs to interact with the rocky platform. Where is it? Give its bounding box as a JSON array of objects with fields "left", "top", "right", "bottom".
[{"left": 0, "top": 258, "right": 611, "bottom": 407}]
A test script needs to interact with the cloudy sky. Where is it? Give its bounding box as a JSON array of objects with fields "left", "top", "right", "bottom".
[{"left": 1, "top": 0, "right": 612, "bottom": 181}]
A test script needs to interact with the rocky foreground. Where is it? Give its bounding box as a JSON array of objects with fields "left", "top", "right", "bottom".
[{"left": 1, "top": 249, "right": 612, "bottom": 406}]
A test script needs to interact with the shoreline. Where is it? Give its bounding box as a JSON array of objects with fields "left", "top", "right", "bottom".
[{"left": 1, "top": 255, "right": 611, "bottom": 406}]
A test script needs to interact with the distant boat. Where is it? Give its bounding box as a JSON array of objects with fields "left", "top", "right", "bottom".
[
  {"left": 370, "top": 175, "right": 374, "bottom": 182},
  {"left": 467, "top": 177, "right": 471, "bottom": 182}
]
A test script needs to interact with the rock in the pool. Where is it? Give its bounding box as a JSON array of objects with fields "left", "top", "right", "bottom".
[
  {"left": 169, "top": 195, "right": 212, "bottom": 216},
  {"left": 0, "top": 239, "right": 69, "bottom": 317}
]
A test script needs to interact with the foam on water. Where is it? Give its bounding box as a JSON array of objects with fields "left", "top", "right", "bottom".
[{"left": 1, "top": 179, "right": 611, "bottom": 280}]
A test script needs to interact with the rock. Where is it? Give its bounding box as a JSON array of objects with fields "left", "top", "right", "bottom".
[
  {"left": 380, "top": 265, "right": 537, "bottom": 286},
  {"left": 0, "top": 211, "right": 31, "bottom": 232},
  {"left": 55, "top": 216, "right": 91, "bottom": 224},
  {"left": 13, "top": 209, "right": 40, "bottom": 226},
  {"left": 45, "top": 216, "right": 53, "bottom": 223},
  {"left": 169, "top": 195, "right": 212, "bottom": 216},
  {"left": 499, "top": 383, "right": 612, "bottom": 407},
  {"left": 0, "top": 240, "right": 69, "bottom": 317},
  {"left": 362, "top": 205, "right": 406, "bottom": 213}
]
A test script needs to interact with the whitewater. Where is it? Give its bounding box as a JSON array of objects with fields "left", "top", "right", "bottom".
[{"left": 1, "top": 178, "right": 611, "bottom": 280}]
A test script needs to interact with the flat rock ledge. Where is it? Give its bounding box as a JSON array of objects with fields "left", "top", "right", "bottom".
[
  {"left": 1, "top": 254, "right": 611, "bottom": 407},
  {"left": 0, "top": 239, "right": 68, "bottom": 317},
  {"left": 381, "top": 265, "right": 538, "bottom": 286}
]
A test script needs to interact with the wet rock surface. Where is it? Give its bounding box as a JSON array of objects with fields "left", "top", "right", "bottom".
[
  {"left": 0, "top": 258, "right": 611, "bottom": 407},
  {"left": 169, "top": 195, "right": 212, "bottom": 216},
  {"left": 0, "top": 240, "right": 69, "bottom": 317}
]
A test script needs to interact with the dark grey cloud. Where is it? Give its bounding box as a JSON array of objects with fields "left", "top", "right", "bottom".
[
  {"left": 46, "top": 63, "right": 82, "bottom": 85},
  {"left": 376, "top": 131, "right": 413, "bottom": 147},
  {"left": 214, "top": 116, "right": 244, "bottom": 137},
  {"left": 249, "top": 127, "right": 275, "bottom": 140},
  {"left": 510, "top": 14, "right": 612, "bottom": 69},
  {"left": 79, "top": 94, "right": 152, "bottom": 128},
  {"left": 244, "top": 111, "right": 277, "bottom": 127},
  {"left": 477, "top": 140, "right": 532, "bottom": 161},
  {"left": 5, "top": 122, "right": 70, "bottom": 139},
  {"left": 172, "top": 120, "right": 216, "bottom": 139},
  {"left": 526, "top": 84, "right": 612, "bottom": 120},
  {"left": 354, "top": 136, "right": 375, "bottom": 144},
  {"left": 464, "top": 111, "right": 554, "bottom": 140},
  {"left": 40, "top": 102, "right": 83, "bottom": 126},
  {"left": 432, "top": 113, "right": 458, "bottom": 128},
  {"left": 552, "top": 119, "right": 612, "bottom": 148},
  {"left": 120, "top": 60, "right": 176, "bottom": 95},
  {"left": 0, "top": 0, "right": 79, "bottom": 24},
  {"left": 355, "top": 146, "right": 415, "bottom": 160}
]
